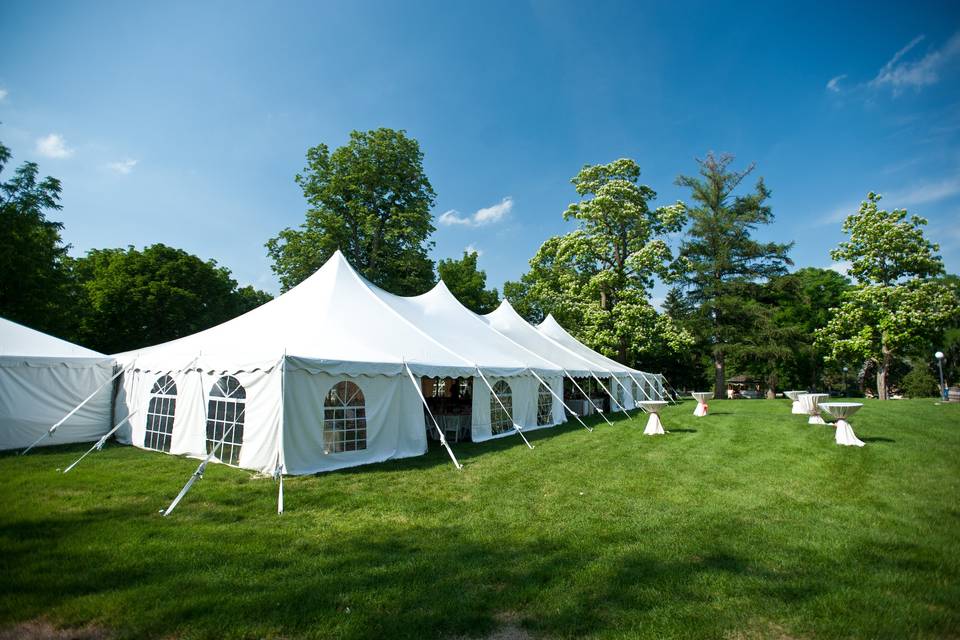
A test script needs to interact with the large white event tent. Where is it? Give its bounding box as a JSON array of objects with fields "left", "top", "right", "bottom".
[
  {"left": 0, "top": 317, "right": 114, "bottom": 451},
  {"left": 110, "top": 250, "right": 663, "bottom": 476}
]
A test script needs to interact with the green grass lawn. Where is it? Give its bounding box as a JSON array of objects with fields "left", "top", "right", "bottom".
[{"left": 1, "top": 398, "right": 958, "bottom": 639}]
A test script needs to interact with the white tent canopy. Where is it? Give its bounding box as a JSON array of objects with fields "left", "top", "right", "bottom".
[
  {"left": 106, "top": 251, "right": 663, "bottom": 476},
  {"left": 0, "top": 317, "right": 114, "bottom": 451}
]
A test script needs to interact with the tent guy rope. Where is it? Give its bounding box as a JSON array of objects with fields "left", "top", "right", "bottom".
[
  {"left": 475, "top": 366, "right": 534, "bottom": 449},
  {"left": 528, "top": 368, "right": 592, "bottom": 432},
  {"left": 405, "top": 362, "right": 463, "bottom": 470},
  {"left": 62, "top": 410, "right": 137, "bottom": 474}
]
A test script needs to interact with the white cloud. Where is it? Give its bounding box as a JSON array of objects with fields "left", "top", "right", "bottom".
[
  {"left": 826, "top": 74, "right": 847, "bottom": 92},
  {"left": 35, "top": 133, "right": 74, "bottom": 159},
  {"left": 871, "top": 32, "right": 960, "bottom": 94},
  {"left": 885, "top": 175, "right": 960, "bottom": 207},
  {"left": 828, "top": 261, "right": 852, "bottom": 276},
  {"left": 464, "top": 243, "right": 484, "bottom": 257},
  {"left": 0, "top": 88, "right": 7, "bottom": 102},
  {"left": 107, "top": 159, "right": 138, "bottom": 175},
  {"left": 438, "top": 196, "right": 513, "bottom": 227}
]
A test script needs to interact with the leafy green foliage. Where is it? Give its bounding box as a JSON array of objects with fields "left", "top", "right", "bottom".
[
  {"left": 0, "top": 141, "right": 72, "bottom": 337},
  {"left": 436, "top": 251, "right": 499, "bottom": 314},
  {"left": 70, "top": 244, "right": 272, "bottom": 353},
  {"left": 505, "top": 159, "right": 691, "bottom": 368},
  {"left": 2, "top": 400, "right": 959, "bottom": 639},
  {"left": 902, "top": 365, "right": 940, "bottom": 398},
  {"left": 816, "top": 193, "right": 959, "bottom": 399},
  {"left": 674, "top": 153, "right": 793, "bottom": 396},
  {"left": 267, "top": 128, "right": 436, "bottom": 295}
]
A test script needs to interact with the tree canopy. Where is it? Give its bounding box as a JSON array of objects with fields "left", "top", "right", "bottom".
[
  {"left": 675, "top": 153, "right": 793, "bottom": 396},
  {"left": 70, "top": 244, "right": 272, "bottom": 354},
  {"left": 266, "top": 128, "right": 437, "bottom": 295},
  {"left": 0, "top": 140, "right": 72, "bottom": 337},
  {"left": 816, "top": 193, "right": 959, "bottom": 399},
  {"left": 505, "top": 158, "right": 691, "bottom": 368},
  {"left": 437, "top": 251, "right": 499, "bottom": 314}
]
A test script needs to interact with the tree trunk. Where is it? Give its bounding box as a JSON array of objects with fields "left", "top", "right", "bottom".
[
  {"left": 714, "top": 351, "right": 725, "bottom": 398},
  {"left": 766, "top": 371, "right": 777, "bottom": 400},
  {"left": 877, "top": 343, "right": 892, "bottom": 400}
]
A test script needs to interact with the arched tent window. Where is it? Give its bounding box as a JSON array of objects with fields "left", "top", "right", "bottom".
[
  {"left": 616, "top": 379, "right": 627, "bottom": 409},
  {"left": 206, "top": 376, "right": 245, "bottom": 466},
  {"left": 324, "top": 381, "right": 367, "bottom": 453},
  {"left": 490, "top": 380, "right": 513, "bottom": 435},
  {"left": 144, "top": 375, "right": 177, "bottom": 452},
  {"left": 537, "top": 382, "right": 553, "bottom": 426}
]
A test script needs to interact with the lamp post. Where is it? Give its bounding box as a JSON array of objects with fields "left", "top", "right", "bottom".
[
  {"left": 843, "top": 366, "right": 849, "bottom": 397},
  {"left": 935, "top": 351, "right": 946, "bottom": 401}
]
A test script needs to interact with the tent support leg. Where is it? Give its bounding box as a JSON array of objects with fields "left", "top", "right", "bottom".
[
  {"left": 475, "top": 366, "right": 534, "bottom": 450},
  {"left": 21, "top": 363, "right": 131, "bottom": 455},
  {"left": 62, "top": 410, "right": 137, "bottom": 474},
  {"left": 564, "top": 370, "right": 612, "bottom": 426},
  {"left": 404, "top": 364, "right": 463, "bottom": 470},
  {"left": 590, "top": 371, "right": 632, "bottom": 420},
  {"left": 528, "top": 370, "right": 591, "bottom": 432}
]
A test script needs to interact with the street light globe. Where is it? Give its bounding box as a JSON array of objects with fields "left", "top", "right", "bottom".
[{"left": 935, "top": 351, "right": 944, "bottom": 359}]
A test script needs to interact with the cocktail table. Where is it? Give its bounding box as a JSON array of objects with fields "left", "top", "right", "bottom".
[
  {"left": 638, "top": 400, "right": 669, "bottom": 435},
  {"left": 820, "top": 402, "right": 865, "bottom": 447}
]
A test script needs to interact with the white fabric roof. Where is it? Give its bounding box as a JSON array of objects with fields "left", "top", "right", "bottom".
[
  {"left": 0, "top": 317, "right": 108, "bottom": 363},
  {"left": 115, "top": 251, "right": 562, "bottom": 377},
  {"left": 481, "top": 300, "right": 609, "bottom": 377},
  {"left": 536, "top": 313, "right": 639, "bottom": 376}
]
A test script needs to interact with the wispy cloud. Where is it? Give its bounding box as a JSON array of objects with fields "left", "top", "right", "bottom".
[
  {"left": 870, "top": 32, "right": 960, "bottom": 94},
  {"left": 464, "top": 243, "right": 484, "bottom": 257},
  {"left": 0, "top": 88, "right": 7, "bottom": 102},
  {"left": 826, "top": 74, "right": 847, "bottom": 93},
  {"left": 106, "top": 158, "right": 138, "bottom": 175},
  {"left": 886, "top": 175, "right": 960, "bottom": 206},
  {"left": 438, "top": 196, "right": 514, "bottom": 227},
  {"left": 35, "top": 133, "right": 74, "bottom": 159}
]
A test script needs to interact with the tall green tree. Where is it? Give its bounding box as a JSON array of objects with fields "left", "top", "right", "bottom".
[
  {"left": 676, "top": 153, "right": 793, "bottom": 397},
  {"left": 0, "top": 141, "right": 72, "bottom": 337},
  {"left": 70, "top": 244, "right": 272, "bottom": 353},
  {"left": 816, "top": 193, "right": 959, "bottom": 399},
  {"left": 266, "top": 128, "right": 436, "bottom": 295},
  {"left": 436, "top": 250, "right": 499, "bottom": 314},
  {"left": 505, "top": 158, "right": 691, "bottom": 368}
]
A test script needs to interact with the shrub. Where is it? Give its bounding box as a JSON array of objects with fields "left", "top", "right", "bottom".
[{"left": 902, "top": 366, "right": 940, "bottom": 398}]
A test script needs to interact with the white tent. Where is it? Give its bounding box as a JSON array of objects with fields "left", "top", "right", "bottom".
[
  {"left": 0, "top": 317, "right": 114, "bottom": 451},
  {"left": 112, "top": 251, "right": 573, "bottom": 476},
  {"left": 536, "top": 313, "right": 664, "bottom": 407}
]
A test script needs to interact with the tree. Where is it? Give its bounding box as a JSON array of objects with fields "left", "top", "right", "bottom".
[
  {"left": 816, "top": 193, "right": 959, "bottom": 399},
  {"left": 436, "top": 251, "right": 499, "bottom": 314},
  {"left": 675, "top": 152, "right": 793, "bottom": 397},
  {"left": 70, "top": 244, "right": 272, "bottom": 353},
  {"left": 0, "top": 140, "right": 72, "bottom": 337},
  {"left": 505, "top": 158, "right": 691, "bottom": 368},
  {"left": 266, "top": 128, "right": 436, "bottom": 295}
]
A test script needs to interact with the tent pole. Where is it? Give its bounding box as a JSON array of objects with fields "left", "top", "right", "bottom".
[
  {"left": 624, "top": 371, "right": 655, "bottom": 404},
  {"left": 588, "top": 371, "right": 632, "bottom": 420},
  {"left": 62, "top": 410, "right": 137, "bottom": 474},
  {"left": 475, "top": 366, "right": 534, "bottom": 450},
  {"left": 276, "top": 354, "right": 286, "bottom": 514},
  {"left": 162, "top": 404, "right": 246, "bottom": 517},
  {"left": 603, "top": 369, "right": 646, "bottom": 413},
  {"left": 528, "top": 369, "right": 592, "bottom": 432},
  {"left": 404, "top": 363, "right": 463, "bottom": 470},
  {"left": 21, "top": 362, "right": 132, "bottom": 455},
  {"left": 563, "top": 370, "right": 612, "bottom": 426}
]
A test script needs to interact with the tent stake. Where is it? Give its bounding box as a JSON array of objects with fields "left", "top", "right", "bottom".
[
  {"left": 62, "top": 410, "right": 137, "bottom": 474},
  {"left": 528, "top": 369, "right": 592, "bottom": 432}
]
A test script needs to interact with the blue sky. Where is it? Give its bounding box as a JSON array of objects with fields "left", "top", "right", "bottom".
[{"left": 2, "top": 1, "right": 958, "bottom": 305}]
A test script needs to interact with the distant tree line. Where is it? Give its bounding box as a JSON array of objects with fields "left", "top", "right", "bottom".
[{"left": 2, "top": 130, "right": 957, "bottom": 397}]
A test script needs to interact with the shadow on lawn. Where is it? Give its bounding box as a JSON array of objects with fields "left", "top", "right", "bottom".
[
  {"left": 0, "top": 504, "right": 828, "bottom": 640},
  {"left": 860, "top": 436, "right": 896, "bottom": 443}
]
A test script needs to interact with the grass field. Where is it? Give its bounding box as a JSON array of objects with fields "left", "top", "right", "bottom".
[{"left": 1, "top": 398, "right": 958, "bottom": 639}]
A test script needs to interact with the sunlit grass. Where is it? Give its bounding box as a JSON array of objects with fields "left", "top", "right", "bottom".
[{"left": 1, "top": 398, "right": 958, "bottom": 639}]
